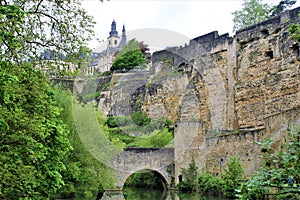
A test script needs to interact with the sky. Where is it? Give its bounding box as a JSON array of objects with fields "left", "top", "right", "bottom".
[{"left": 80, "top": 0, "right": 300, "bottom": 52}]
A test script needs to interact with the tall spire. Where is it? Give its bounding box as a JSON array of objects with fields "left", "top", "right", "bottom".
[
  {"left": 119, "top": 24, "right": 127, "bottom": 48},
  {"left": 109, "top": 20, "right": 118, "bottom": 37},
  {"left": 122, "top": 24, "right": 126, "bottom": 37}
]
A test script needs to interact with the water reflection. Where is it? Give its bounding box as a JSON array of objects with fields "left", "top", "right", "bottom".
[{"left": 101, "top": 189, "right": 224, "bottom": 200}]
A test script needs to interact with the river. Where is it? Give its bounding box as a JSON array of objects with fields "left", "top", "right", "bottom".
[{"left": 101, "top": 189, "right": 225, "bottom": 200}]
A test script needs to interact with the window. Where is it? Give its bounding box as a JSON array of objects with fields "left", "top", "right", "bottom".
[{"left": 114, "top": 40, "right": 117, "bottom": 45}]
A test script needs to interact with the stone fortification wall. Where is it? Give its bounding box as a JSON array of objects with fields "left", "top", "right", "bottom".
[
  {"left": 151, "top": 7, "right": 300, "bottom": 182},
  {"left": 101, "top": 71, "right": 150, "bottom": 116},
  {"left": 152, "top": 31, "right": 232, "bottom": 68},
  {"left": 99, "top": 7, "right": 300, "bottom": 184}
]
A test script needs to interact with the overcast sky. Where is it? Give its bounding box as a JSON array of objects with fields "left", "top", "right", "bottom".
[{"left": 81, "top": 0, "right": 300, "bottom": 51}]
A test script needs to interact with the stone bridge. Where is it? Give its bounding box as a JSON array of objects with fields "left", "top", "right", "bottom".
[{"left": 109, "top": 147, "right": 175, "bottom": 189}]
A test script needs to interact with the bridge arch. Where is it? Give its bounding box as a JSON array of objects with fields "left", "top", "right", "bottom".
[
  {"left": 109, "top": 148, "right": 175, "bottom": 190},
  {"left": 123, "top": 169, "right": 170, "bottom": 190}
]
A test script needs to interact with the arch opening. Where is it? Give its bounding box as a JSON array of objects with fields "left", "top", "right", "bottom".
[{"left": 123, "top": 169, "right": 168, "bottom": 190}]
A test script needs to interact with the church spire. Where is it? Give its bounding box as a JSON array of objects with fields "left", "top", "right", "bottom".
[
  {"left": 122, "top": 24, "right": 126, "bottom": 37},
  {"left": 119, "top": 24, "right": 127, "bottom": 48},
  {"left": 109, "top": 20, "right": 118, "bottom": 37}
]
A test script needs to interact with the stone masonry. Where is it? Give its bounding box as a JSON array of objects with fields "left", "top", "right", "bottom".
[{"left": 99, "top": 7, "right": 300, "bottom": 186}]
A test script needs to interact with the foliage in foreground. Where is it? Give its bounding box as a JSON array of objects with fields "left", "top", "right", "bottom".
[
  {"left": 0, "top": 1, "right": 110, "bottom": 199},
  {"left": 0, "top": 63, "right": 71, "bottom": 199},
  {"left": 0, "top": 0, "right": 96, "bottom": 62},
  {"left": 237, "top": 126, "right": 300, "bottom": 199},
  {"left": 178, "top": 126, "right": 299, "bottom": 199},
  {"left": 53, "top": 88, "right": 116, "bottom": 199}
]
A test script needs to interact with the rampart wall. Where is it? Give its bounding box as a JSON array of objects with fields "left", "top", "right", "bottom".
[{"left": 151, "top": 7, "right": 300, "bottom": 182}]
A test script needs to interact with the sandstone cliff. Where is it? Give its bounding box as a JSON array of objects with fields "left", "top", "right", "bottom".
[{"left": 98, "top": 7, "right": 300, "bottom": 181}]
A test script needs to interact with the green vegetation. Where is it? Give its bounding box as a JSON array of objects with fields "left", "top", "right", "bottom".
[
  {"left": 130, "top": 111, "right": 151, "bottom": 126},
  {"left": 129, "top": 128, "right": 173, "bottom": 148},
  {"left": 123, "top": 188, "right": 165, "bottom": 200},
  {"left": 53, "top": 88, "right": 115, "bottom": 199},
  {"left": 101, "top": 71, "right": 112, "bottom": 76},
  {"left": 0, "top": 63, "right": 71, "bottom": 199},
  {"left": 82, "top": 91, "right": 100, "bottom": 102},
  {"left": 222, "top": 157, "right": 244, "bottom": 197},
  {"left": 0, "top": 1, "right": 115, "bottom": 198},
  {"left": 178, "top": 157, "right": 199, "bottom": 191},
  {"left": 103, "top": 113, "right": 174, "bottom": 148},
  {"left": 178, "top": 126, "right": 300, "bottom": 199},
  {"left": 178, "top": 156, "right": 244, "bottom": 198},
  {"left": 232, "top": 0, "right": 296, "bottom": 31},
  {"left": 102, "top": 82, "right": 110, "bottom": 90},
  {"left": 124, "top": 170, "right": 164, "bottom": 189},
  {"left": 111, "top": 39, "right": 147, "bottom": 71},
  {"left": 232, "top": 0, "right": 272, "bottom": 31},
  {"left": 1, "top": 1, "right": 96, "bottom": 63},
  {"left": 271, "top": 0, "right": 297, "bottom": 17},
  {"left": 288, "top": 12, "right": 300, "bottom": 42},
  {"left": 237, "top": 126, "right": 300, "bottom": 199}
]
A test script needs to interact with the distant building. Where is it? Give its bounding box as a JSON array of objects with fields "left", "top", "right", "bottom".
[
  {"left": 88, "top": 20, "right": 127, "bottom": 74},
  {"left": 35, "top": 50, "right": 76, "bottom": 77}
]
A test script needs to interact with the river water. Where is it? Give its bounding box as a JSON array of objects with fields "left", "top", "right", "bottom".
[{"left": 101, "top": 189, "right": 224, "bottom": 200}]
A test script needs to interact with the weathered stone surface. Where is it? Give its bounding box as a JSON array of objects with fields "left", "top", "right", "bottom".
[
  {"left": 99, "top": 7, "right": 300, "bottom": 185},
  {"left": 109, "top": 148, "right": 175, "bottom": 189}
]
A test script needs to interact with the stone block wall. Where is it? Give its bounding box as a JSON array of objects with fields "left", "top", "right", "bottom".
[{"left": 100, "top": 7, "right": 300, "bottom": 183}]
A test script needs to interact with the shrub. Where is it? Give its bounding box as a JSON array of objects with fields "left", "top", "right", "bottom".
[
  {"left": 101, "top": 71, "right": 112, "bottom": 76},
  {"left": 106, "top": 116, "right": 118, "bottom": 128},
  {"left": 179, "top": 157, "right": 198, "bottom": 191},
  {"left": 222, "top": 156, "right": 244, "bottom": 197},
  {"left": 102, "top": 82, "right": 110, "bottom": 91},
  {"left": 237, "top": 125, "right": 300, "bottom": 199},
  {"left": 130, "top": 112, "right": 151, "bottom": 126},
  {"left": 198, "top": 173, "right": 223, "bottom": 195}
]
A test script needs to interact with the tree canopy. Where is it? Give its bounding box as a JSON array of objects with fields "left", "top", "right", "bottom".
[
  {"left": 0, "top": 0, "right": 96, "bottom": 62},
  {"left": 0, "top": 63, "right": 71, "bottom": 198},
  {"left": 232, "top": 0, "right": 272, "bottom": 32},
  {"left": 0, "top": 0, "right": 106, "bottom": 199},
  {"left": 232, "top": 0, "right": 297, "bottom": 32},
  {"left": 111, "top": 39, "right": 147, "bottom": 71}
]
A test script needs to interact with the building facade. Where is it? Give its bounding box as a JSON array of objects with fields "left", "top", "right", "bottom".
[{"left": 88, "top": 20, "right": 127, "bottom": 74}]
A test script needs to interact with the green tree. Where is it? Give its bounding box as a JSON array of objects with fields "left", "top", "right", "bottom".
[
  {"left": 111, "top": 39, "right": 147, "bottom": 71},
  {"left": 178, "top": 157, "right": 198, "bottom": 191},
  {"left": 0, "top": 0, "right": 96, "bottom": 62},
  {"left": 222, "top": 156, "right": 244, "bottom": 197},
  {"left": 53, "top": 88, "right": 116, "bottom": 199},
  {"left": 232, "top": 0, "right": 272, "bottom": 31},
  {"left": 0, "top": 1, "right": 103, "bottom": 199},
  {"left": 0, "top": 63, "right": 72, "bottom": 199}
]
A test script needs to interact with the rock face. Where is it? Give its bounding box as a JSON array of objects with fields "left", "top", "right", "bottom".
[{"left": 98, "top": 7, "right": 300, "bottom": 184}]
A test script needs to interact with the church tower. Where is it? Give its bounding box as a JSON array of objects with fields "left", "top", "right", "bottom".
[
  {"left": 119, "top": 24, "right": 127, "bottom": 48},
  {"left": 108, "top": 20, "right": 120, "bottom": 47}
]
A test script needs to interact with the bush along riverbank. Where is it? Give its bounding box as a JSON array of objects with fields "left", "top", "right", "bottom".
[{"left": 178, "top": 125, "right": 300, "bottom": 200}]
